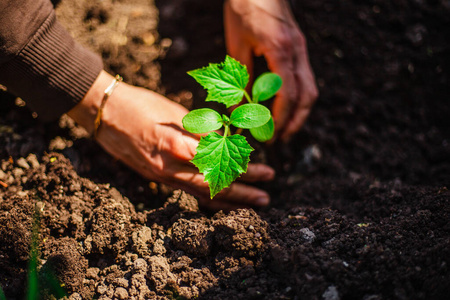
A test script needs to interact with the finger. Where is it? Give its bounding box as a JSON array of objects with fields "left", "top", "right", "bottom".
[
  {"left": 179, "top": 134, "right": 199, "bottom": 161},
  {"left": 215, "top": 182, "right": 270, "bottom": 207},
  {"left": 229, "top": 43, "right": 254, "bottom": 83},
  {"left": 281, "top": 75, "right": 317, "bottom": 141},
  {"left": 197, "top": 197, "right": 248, "bottom": 212},
  {"left": 280, "top": 108, "right": 311, "bottom": 142},
  {"left": 239, "top": 163, "right": 275, "bottom": 182},
  {"left": 265, "top": 49, "right": 298, "bottom": 137},
  {"left": 280, "top": 31, "right": 319, "bottom": 141},
  {"left": 224, "top": 2, "right": 254, "bottom": 80},
  {"left": 172, "top": 167, "right": 270, "bottom": 208},
  {"left": 169, "top": 166, "right": 210, "bottom": 197},
  {"left": 157, "top": 131, "right": 199, "bottom": 162}
]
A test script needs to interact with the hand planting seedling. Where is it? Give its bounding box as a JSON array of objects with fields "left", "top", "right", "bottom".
[{"left": 182, "top": 55, "right": 282, "bottom": 198}]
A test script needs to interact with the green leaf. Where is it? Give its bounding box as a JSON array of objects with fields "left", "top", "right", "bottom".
[
  {"left": 252, "top": 72, "right": 282, "bottom": 102},
  {"left": 188, "top": 55, "right": 249, "bottom": 107},
  {"left": 182, "top": 108, "right": 223, "bottom": 134},
  {"left": 191, "top": 132, "right": 253, "bottom": 198},
  {"left": 250, "top": 116, "right": 275, "bottom": 142},
  {"left": 230, "top": 103, "right": 271, "bottom": 129}
]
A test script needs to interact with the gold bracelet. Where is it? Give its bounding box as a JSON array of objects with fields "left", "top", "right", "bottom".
[{"left": 93, "top": 75, "right": 123, "bottom": 138}]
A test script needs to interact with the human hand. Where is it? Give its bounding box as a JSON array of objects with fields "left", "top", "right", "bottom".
[
  {"left": 68, "top": 71, "right": 275, "bottom": 211},
  {"left": 224, "top": 0, "right": 319, "bottom": 141}
]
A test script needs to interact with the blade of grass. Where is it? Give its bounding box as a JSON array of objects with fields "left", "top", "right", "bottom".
[
  {"left": 0, "top": 286, "right": 6, "bottom": 300},
  {"left": 44, "top": 273, "right": 67, "bottom": 299},
  {"left": 26, "top": 205, "right": 40, "bottom": 300}
]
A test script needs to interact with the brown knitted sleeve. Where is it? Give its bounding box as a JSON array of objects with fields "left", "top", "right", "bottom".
[{"left": 0, "top": 0, "right": 103, "bottom": 121}]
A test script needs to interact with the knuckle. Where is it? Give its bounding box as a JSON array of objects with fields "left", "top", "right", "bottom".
[
  {"left": 278, "top": 35, "right": 292, "bottom": 49},
  {"left": 310, "top": 85, "right": 319, "bottom": 100},
  {"left": 288, "top": 95, "right": 298, "bottom": 105},
  {"left": 285, "top": 89, "right": 298, "bottom": 104},
  {"left": 277, "top": 90, "right": 296, "bottom": 107},
  {"left": 216, "top": 185, "right": 232, "bottom": 199},
  {"left": 152, "top": 163, "right": 165, "bottom": 178},
  {"left": 272, "top": 33, "right": 293, "bottom": 54},
  {"left": 293, "top": 30, "right": 306, "bottom": 45}
]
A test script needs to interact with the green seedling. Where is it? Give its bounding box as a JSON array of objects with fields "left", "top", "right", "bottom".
[
  {"left": 182, "top": 55, "right": 282, "bottom": 198},
  {"left": 0, "top": 287, "right": 5, "bottom": 300},
  {"left": 26, "top": 204, "right": 41, "bottom": 300},
  {"left": 0, "top": 208, "right": 41, "bottom": 300},
  {"left": 26, "top": 204, "right": 66, "bottom": 300}
]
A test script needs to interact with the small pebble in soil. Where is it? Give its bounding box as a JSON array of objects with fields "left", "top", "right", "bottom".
[
  {"left": 300, "top": 228, "right": 316, "bottom": 243},
  {"left": 26, "top": 153, "right": 39, "bottom": 168},
  {"left": 322, "top": 285, "right": 340, "bottom": 300},
  {"left": 16, "top": 157, "right": 30, "bottom": 169},
  {"left": 405, "top": 24, "right": 427, "bottom": 47}
]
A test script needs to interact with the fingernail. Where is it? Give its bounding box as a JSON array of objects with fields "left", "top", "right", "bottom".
[{"left": 256, "top": 197, "right": 270, "bottom": 206}]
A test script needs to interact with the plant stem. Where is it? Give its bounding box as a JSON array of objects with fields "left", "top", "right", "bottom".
[
  {"left": 244, "top": 91, "right": 253, "bottom": 103},
  {"left": 224, "top": 125, "right": 230, "bottom": 137}
]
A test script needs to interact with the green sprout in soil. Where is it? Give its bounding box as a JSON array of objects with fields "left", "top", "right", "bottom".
[
  {"left": 26, "top": 204, "right": 41, "bottom": 300},
  {"left": 182, "top": 55, "right": 282, "bottom": 198},
  {"left": 26, "top": 204, "right": 66, "bottom": 300},
  {"left": 0, "top": 287, "right": 5, "bottom": 300}
]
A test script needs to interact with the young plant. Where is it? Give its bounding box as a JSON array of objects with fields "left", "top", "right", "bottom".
[{"left": 182, "top": 55, "right": 282, "bottom": 198}]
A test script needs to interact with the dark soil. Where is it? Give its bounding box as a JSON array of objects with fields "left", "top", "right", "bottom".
[{"left": 1, "top": 0, "right": 449, "bottom": 299}]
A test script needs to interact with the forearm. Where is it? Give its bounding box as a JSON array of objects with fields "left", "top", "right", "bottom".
[{"left": 0, "top": 0, "right": 103, "bottom": 121}]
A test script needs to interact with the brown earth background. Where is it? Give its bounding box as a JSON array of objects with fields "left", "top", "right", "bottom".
[{"left": 0, "top": 0, "right": 449, "bottom": 299}]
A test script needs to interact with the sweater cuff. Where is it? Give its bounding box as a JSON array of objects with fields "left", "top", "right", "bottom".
[{"left": 0, "top": 11, "right": 103, "bottom": 121}]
